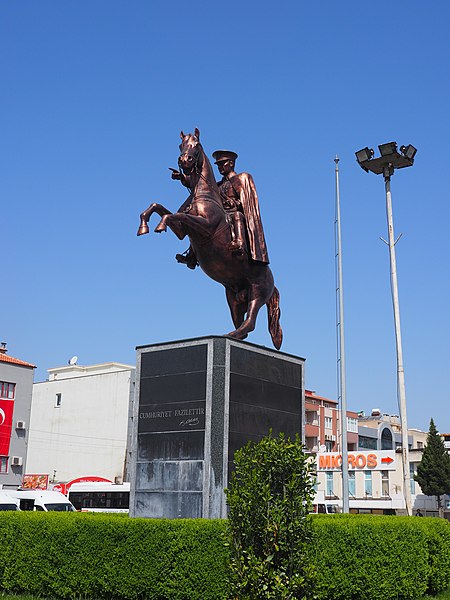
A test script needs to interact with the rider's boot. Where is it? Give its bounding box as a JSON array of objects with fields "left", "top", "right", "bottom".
[
  {"left": 228, "top": 212, "right": 247, "bottom": 258},
  {"left": 176, "top": 246, "right": 198, "bottom": 270}
]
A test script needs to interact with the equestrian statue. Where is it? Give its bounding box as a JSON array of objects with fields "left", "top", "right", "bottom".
[{"left": 137, "top": 129, "right": 282, "bottom": 350}]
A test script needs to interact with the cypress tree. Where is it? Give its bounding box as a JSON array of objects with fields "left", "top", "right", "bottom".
[{"left": 415, "top": 418, "right": 450, "bottom": 516}]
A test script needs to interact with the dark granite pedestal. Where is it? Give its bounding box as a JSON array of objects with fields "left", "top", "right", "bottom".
[{"left": 129, "top": 336, "right": 305, "bottom": 519}]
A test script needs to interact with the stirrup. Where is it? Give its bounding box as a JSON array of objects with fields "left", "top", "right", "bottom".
[{"left": 175, "top": 251, "right": 197, "bottom": 269}]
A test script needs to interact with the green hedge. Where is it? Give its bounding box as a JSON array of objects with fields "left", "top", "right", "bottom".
[
  {"left": 313, "top": 515, "right": 432, "bottom": 600},
  {"left": 0, "top": 513, "right": 229, "bottom": 600},
  {"left": 1, "top": 513, "right": 450, "bottom": 600}
]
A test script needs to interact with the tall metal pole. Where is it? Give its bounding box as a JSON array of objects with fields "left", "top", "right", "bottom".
[
  {"left": 334, "top": 156, "right": 349, "bottom": 513},
  {"left": 383, "top": 167, "right": 412, "bottom": 516}
]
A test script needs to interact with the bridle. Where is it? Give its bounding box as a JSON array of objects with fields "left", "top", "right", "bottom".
[{"left": 178, "top": 138, "right": 210, "bottom": 193}]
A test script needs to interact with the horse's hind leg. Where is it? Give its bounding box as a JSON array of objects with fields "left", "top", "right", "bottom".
[
  {"left": 225, "top": 288, "right": 246, "bottom": 332},
  {"left": 227, "top": 286, "right": 265, "bottom": 341}
]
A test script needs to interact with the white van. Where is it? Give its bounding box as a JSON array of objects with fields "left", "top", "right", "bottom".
[
  {"left": 0, "top": 491, "right": 20, "bottom": 511},
  {"left": 7, "top": 489, "right": 76, "bottom": 512}
]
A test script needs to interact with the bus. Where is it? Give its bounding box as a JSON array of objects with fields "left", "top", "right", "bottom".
[
  {"left": 68, "top": 482, "right": 130, "bottom": 512},
  {"left": 312, "top": 502, "right": 340, "bottom": 514}
]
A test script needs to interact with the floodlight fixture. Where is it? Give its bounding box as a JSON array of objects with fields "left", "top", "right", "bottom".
[
  {"left": 355, "top": 147, "right": 374, "bottom": 163},
  {"left": 378, "top": 141, "right": 398, "bottom": 157},
  {"left": 355, "top": 141, "right": 417, "bottom": 177},
  {"left": 355, "top": 147, "right": 374, "bottom": 172},
  {"left": 400, "top": 144, "right": 417, "bottom": 161}
]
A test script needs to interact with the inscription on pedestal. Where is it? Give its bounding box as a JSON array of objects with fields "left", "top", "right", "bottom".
[{"left": 139, "top": 403, "right": 206, "bottom": 432}]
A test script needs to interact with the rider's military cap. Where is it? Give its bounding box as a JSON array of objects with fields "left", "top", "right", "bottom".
[{"left": 212, "top": 150, "right": 238, "bottom": 164}]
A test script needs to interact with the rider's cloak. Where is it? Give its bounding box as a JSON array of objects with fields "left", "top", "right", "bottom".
[{"left": 229, "top": 172, "right": 269, "bottom": 264}]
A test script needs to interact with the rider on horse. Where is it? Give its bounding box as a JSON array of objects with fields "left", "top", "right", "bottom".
[{"left": 174, "top": 150, "right": 269, "bottom": 269}]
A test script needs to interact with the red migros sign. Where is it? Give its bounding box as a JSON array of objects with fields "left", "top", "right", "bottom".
[{"left": 317, "top": 451, "right": 396, "bottom": 471}]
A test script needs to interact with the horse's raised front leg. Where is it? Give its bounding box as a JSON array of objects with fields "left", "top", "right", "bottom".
[{"left": 137, "top": 203, "right": 172, "bottom": 236}]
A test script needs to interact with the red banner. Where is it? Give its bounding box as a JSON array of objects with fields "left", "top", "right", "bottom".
[{"left": 0, "top": 399, "right": 14, "bottom": 456}]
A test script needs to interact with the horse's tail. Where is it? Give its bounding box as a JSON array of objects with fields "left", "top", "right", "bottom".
[{"left": 267, "top": 286, "right": 283, "bottom": 350}]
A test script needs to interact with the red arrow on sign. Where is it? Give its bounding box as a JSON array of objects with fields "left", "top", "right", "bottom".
[{"left": 381, "top": 456, "right": 394, "bottom": 464}]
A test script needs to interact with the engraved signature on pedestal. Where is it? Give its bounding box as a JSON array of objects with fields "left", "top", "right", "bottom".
[{"left": 179, "top": 417, "right": 200, "bottom": 427}]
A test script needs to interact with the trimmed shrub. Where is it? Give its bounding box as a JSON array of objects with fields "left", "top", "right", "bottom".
[
  {"left": 412, "top": 517, "right": 450, "bottom": 594},
  {"left": 313, "top": 515, "right": 430, "bottom": 600},
  {"left": 0, "top": 513, "right": 229, "bottom": 600}
]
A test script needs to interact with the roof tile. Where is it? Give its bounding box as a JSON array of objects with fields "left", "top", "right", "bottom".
[{"left": 0, "top": 354, "right": 36, "bottom": 368}]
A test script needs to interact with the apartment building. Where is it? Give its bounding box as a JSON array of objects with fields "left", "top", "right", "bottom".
[
  {"left": 305, "top": 389, "right": 358, "bottom": 453},
  {"left": 0, "top": 343, "right": 35, "bottom": 489}
]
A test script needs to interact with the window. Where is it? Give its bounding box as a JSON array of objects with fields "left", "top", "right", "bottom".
[
  {"left": 0, "top": 456, "right": 8, "bottom": 473},
  {"left": 326, "top": 472, "right": 334, "bottom": 496},
  {"left": 410, "top": 462, "right": 416, "bottom": 495},
  {"left": 306, "top": 437, "right": 318, "bottom": 451},
  {"left": 325, "top": 440, "right": 334, "bottom": 452},
  {"left": 347, "top": 417, "right": 358, "bottom": 433},
  {"left": 381, "top": 428, "right": 393, "bottom": 450},
  {"left": 55, "top": 393, "right": 62, "bottom": 408},
  {"left": 359, "top": 436, "right": 377, "bottom": 450},
  {"left": 306, "top": 411, "right": 319, "bottom": 425},
  {"left": 417, "top": 441, "right": 424, "bottom": 449},
  {"left": 0, "top": 381, "right": 15, "bottom": 399},
  {"left": 69, "top": 491, "right": 130, "bottom": 511},
  {"left": 348, "top": 471, "right": 356, "bottom": 497},
  {"left": 381, "top": 470, "right": 389, "bottom": 497},
  {"left": 324, "top": 416, "right": 332, "bottom": 429},
  {"left": 364, "top": 471, "right": 372, "bottom": 496}
]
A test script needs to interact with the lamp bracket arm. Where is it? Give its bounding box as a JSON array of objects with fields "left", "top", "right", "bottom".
[{"left": 394, "top": 233, "right": 403, "bottom": 246}]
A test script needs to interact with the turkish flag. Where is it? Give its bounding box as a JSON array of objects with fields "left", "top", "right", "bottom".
[{"left": 0, "top": 399, "right": 14, "bottom": 456}]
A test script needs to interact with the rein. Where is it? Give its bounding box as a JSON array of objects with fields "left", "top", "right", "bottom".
[{"left": 181, "top": 143, "right": 223, "bottom": 208}]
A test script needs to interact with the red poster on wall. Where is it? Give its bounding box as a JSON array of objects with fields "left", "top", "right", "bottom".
[
  {"left": 22, "top": 474, "right": 49, "bottom": 490},
  {"left": 0, "top": 399, "right": 14, "bottom": 456}
]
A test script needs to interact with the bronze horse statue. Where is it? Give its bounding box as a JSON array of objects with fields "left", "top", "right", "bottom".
[{"left": 137, "top": 129, "right": 282, "bottom": 349}]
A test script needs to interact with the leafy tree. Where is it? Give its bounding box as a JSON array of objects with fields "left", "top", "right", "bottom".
[
  {"left": 225, "top": 432, "right": 316, "bottom": 599},
  {"left": 415, "top": 418, "right": 450, "bottom": 517}
]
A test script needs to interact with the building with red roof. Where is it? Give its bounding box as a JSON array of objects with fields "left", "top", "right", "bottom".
[{"left": 0, "top": 343, "right": 36, "bottom": 488}]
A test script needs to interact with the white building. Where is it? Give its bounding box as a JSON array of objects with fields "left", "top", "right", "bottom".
[
  {"left": 314, "top": 415, "right": 448, "bottom": 517},
  {"left": 27, "top": 362, "right": 135, "bottom": 484},
  {"left": 315, "top": 450, "right": 405, "bottom": 514}
]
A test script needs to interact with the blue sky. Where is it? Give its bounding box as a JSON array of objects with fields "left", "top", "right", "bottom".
[{"left": 2, "top": 2, "right": 449, "bottom": 432}]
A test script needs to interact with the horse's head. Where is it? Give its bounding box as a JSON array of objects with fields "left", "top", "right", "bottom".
[{"left": 178, "top": 128, "right": 203, "bottom": 178}]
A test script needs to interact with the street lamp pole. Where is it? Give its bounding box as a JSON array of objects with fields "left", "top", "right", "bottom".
[
  {"left": 383, "top": 166, "right": 412, "bottom": 516},
  {"left": 355, "top": 142, "right": 417, "bottom": 516}
]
